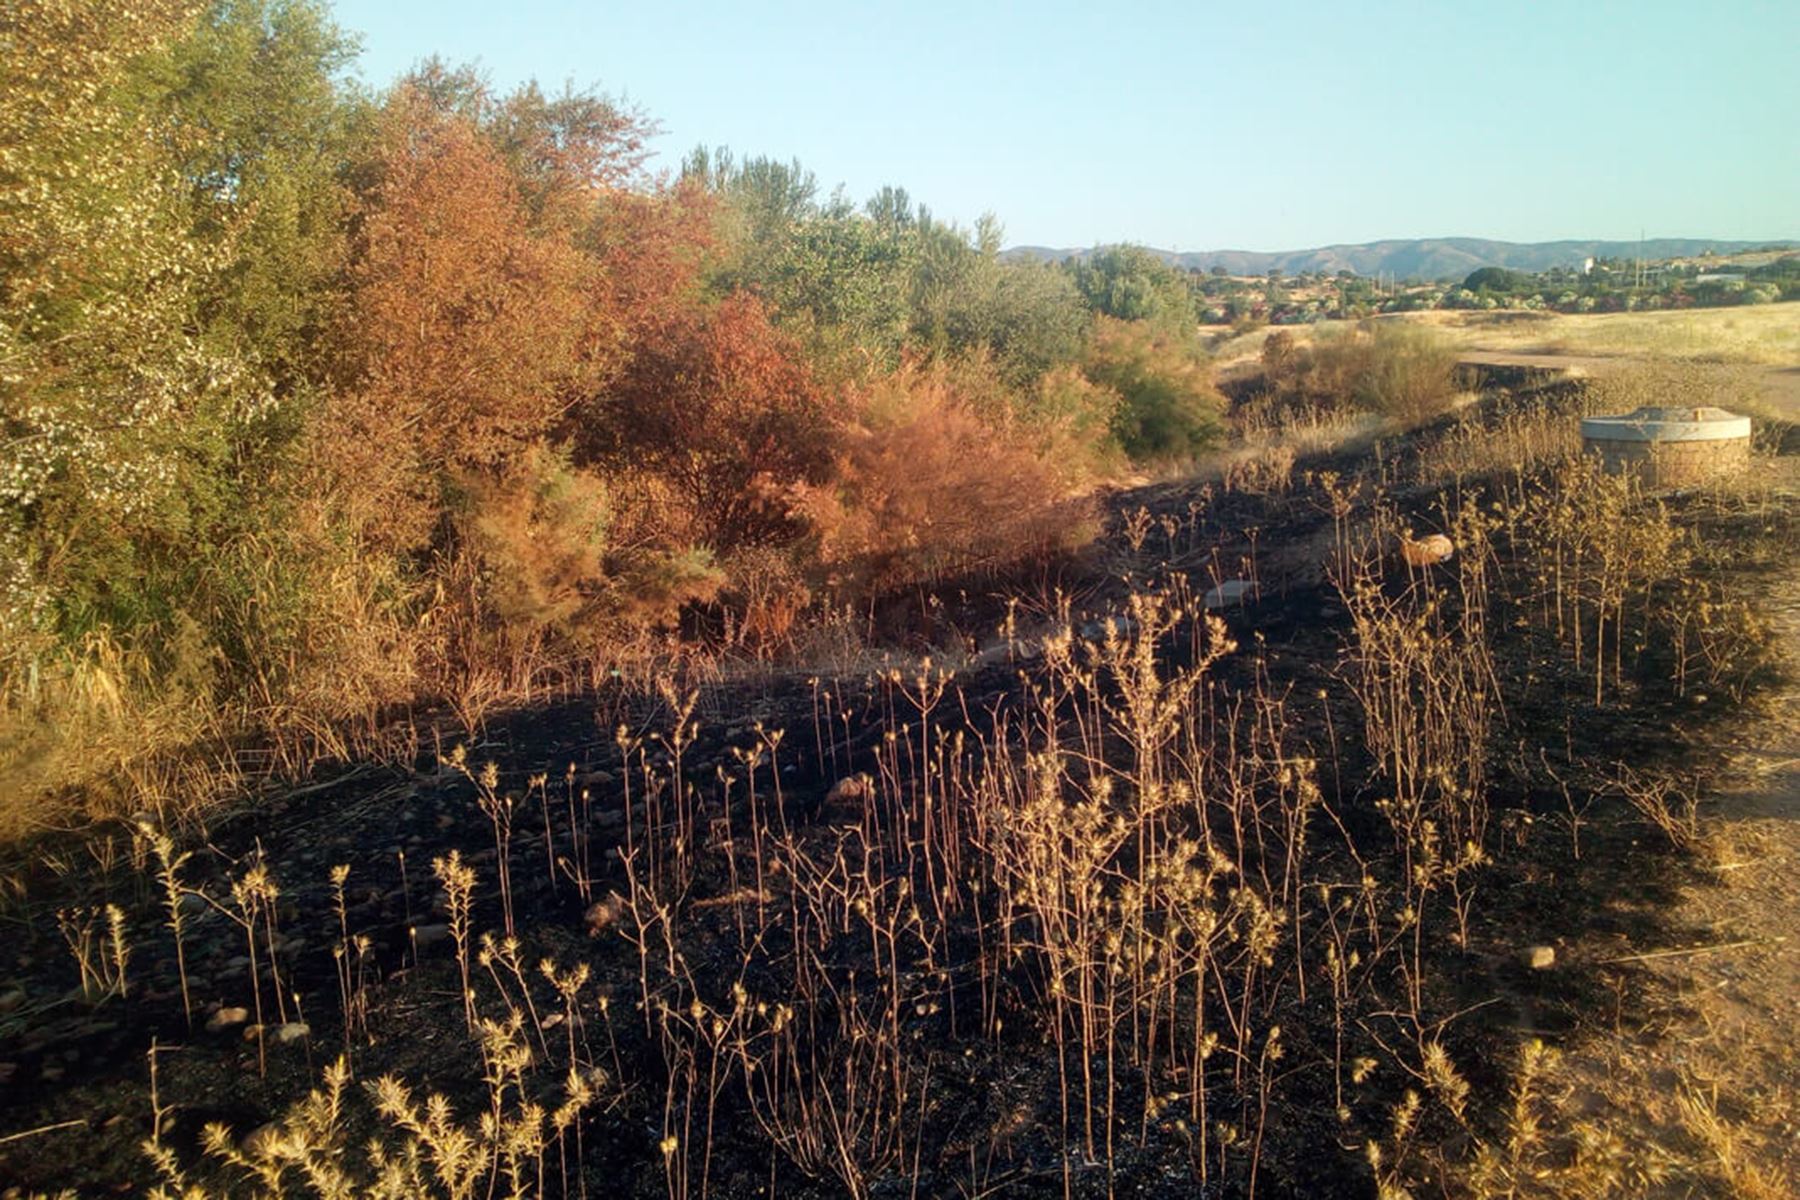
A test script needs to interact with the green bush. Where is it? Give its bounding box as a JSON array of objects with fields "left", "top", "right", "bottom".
[
  {"left": 1352, "top": 322, "right": 1462, "bottom": 423},
  {"left": 1276, "top": 322, "right": 1460, "bottom": 425},
  {"left": 1082, "top": 318, "right": 1224, "bottom": 462}
]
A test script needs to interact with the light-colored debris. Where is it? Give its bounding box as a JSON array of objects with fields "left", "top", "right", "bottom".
[
  {"left": 205, "top": 1006, "right": 249, "bottom": 1032},
  {"left": 1204, "top": 579, "right": 1259, "bottom": 609},
  {"left": 1401, "top": 533, "right": 1455, "bottom": 567},
  {"left": 585, "top": 892, "right": 628, "bottom": 937}
]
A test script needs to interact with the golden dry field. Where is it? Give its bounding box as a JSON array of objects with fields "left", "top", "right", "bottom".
[{"left": 1408, "top": 302, "right": 1800, "bottom": 366}]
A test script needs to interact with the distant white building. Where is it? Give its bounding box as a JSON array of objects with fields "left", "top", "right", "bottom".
[{"left": 1581, "top": 257, "right": 1596, "bottom": 275}]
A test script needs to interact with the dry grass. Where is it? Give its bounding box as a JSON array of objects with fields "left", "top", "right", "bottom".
[
  {"left": 1402, "top": 302, "right": 1800, "bottom": 367},
  {"left": 1458, "top": 1022, "right": 1798, "bottom": 1199},
  {"left": 1215, "top": 303, "right": 1800, "bottom": 378}
]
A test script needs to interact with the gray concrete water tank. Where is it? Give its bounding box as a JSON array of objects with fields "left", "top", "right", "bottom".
[{"left": 1579, "top": 405, "right": 1751, "bottom": 487}]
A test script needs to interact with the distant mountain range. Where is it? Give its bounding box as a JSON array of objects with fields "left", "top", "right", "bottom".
[{"left": 1003, "top": 237, "right": 1796, "bottom": 281}]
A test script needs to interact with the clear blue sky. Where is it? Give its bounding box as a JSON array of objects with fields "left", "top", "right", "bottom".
[{"left": 331, "top": 0, "right": 1799, "bottom": 252}]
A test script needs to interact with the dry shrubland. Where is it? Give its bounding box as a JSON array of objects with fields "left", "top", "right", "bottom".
[{"left": 6, "top": 382, "right": 1789, "bottom": 1195}]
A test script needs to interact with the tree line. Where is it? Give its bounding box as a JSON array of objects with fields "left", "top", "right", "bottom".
[{"left": 0, "top": 0, "right": 1226, "bottom": 825}]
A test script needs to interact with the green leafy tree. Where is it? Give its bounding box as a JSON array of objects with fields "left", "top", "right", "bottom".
[
  {"left": 764, "top": 207, "right": 914, "bottom": 371},
  {"left": 864, "top": 184, "right": 916, "bottom": 233},
  {"left": 682, "top": 145, "right": 818, "bottom": 248},
  {"left": 682, "top": 147, "right": 912, "bottom": 370},
  {"left": 1461, "top": 266, "right": 1534, "bottom": 295},
  {"left": 1, "top": 0, "right": 261, "bottom": 666},
  {"left": 1070, "top": 244, "right": 1196, "bottom": 327},
  {"left": 157, "top": 0, "right": 363, "bottom": 387}
]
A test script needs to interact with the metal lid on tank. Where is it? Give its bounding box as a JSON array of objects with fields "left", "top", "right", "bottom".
[{"left": 1579, "top": 405, "right": 1752, "bottom": 443}]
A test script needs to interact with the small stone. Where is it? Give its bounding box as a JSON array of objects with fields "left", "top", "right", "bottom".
[
  {"left": 411, "top": 923, "right": 450, "bottom": 950},
  {"left": 824, "top": 775, "right": 871, "bottom": 806},
  {"left": 585, "top": 893, "right": 627, "bottom": 937},
  {"left": 0, "top": 1062, "right": 15, "bottom": 1085},
  {"left": 0, "top": 987, "right": 24, "bottom": 1013},
  {"left": 1522, "top": 945, "right": 1556, "bottom": 970},
  {"left": 436, "top": 813, "right": 456, "bottom": 830},
  {"left": 177, "top": 891, "right": 209, "bottom": 917},
  {"left": 1400, "top": 533, "right": 1455, "bottom": 567},
  {"left": 39, "top": 1062, "right": 64, "bottom": 1083},
  {"left": 1204, "top": 580, "right": 1258, "bottom": 610},
  {"left": 206, "top": 1006, "right": 250, "bottom": 1032},
  {"left": 272, "top": 1022, "right": 310, "bottom": 1045}
]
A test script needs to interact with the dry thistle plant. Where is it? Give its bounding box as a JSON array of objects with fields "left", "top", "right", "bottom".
[
  {"left": 1604, "top": 762, "right": 1703, "bottom": 851},
  {"left": 227, "top": 861, "right": 284, "bottom": 1074},
  {"left": 139, "top": 821, "right": 194, "bottom": 1025},
  {"left": 56, "top": 903, "right": 130, "bottom": 1004},
  {"left": 431, "top": 849, "right": 478, "bottom": 1030},
  {"left": 443, "top": 748, "right": 518, "bottom": 938},
  {"left": 143, "top": 1041, "right": 599, "bottom": 1200}
]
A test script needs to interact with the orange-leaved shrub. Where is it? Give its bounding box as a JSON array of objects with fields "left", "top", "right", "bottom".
[
  {"left": 435, "top": 445, "right": 727, "bottom": 691},
  {"left": 797, "top": 361, "right": 1094, "bottom": 596},
  {"left": 323, "top": 84, "right": 597, "bottom": 555},
  {"left": 574, "top": 291, "right": 838, "bottom": 555}
]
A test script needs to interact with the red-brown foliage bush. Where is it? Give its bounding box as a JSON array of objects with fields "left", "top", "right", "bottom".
[
  {"left": 323, "top": 88, "right": 595, "bottom": 552},
  {"left": 575, "top": 291, "right": 836, "bottom": 555},
  {"left": 797, "top": 362, "right": 1094, "bottom": 597}
]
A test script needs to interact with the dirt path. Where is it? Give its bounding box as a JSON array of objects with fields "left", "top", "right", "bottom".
[
  {"left": 1457, "top": 350, "right": 1800, "bottom": 417},
  {"left": 1545, "top": 487, "right": 1800, "bottom": 1195}
]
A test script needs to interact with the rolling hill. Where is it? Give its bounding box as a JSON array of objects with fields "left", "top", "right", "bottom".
[{"left": 1004, "top": 237, "right": 1796, "bottom": 281}]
